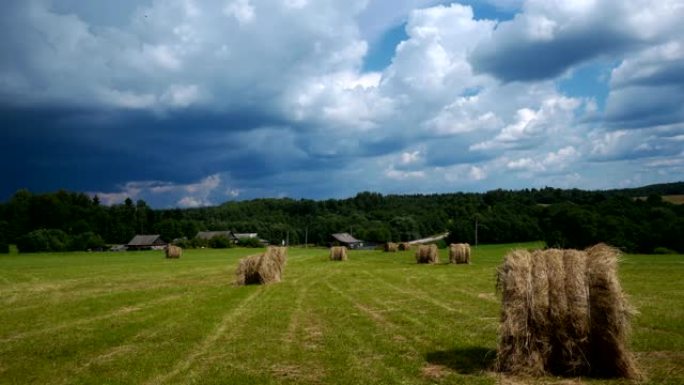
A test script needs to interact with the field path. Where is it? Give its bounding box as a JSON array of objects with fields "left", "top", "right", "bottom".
[{"left": 142, "top": 287, "right": 265, "bottom": 385}]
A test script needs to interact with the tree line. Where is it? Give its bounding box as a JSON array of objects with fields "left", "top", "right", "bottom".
[{"left": 0, "top": 182, "right": 682, "bottom": 254}]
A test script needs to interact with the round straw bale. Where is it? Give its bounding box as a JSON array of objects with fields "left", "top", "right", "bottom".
[
  {"left": 449, "top": 243, "right": 470, "bottom": 264},
  {"left": 266, "top": 246, "right": 288, "bottom": 268},
  {"left": 497, "top": 245, "right": 639, "bottom": 379},
  {"left": 385, "top": 242, "right": 399, "bottom": 252},
  {"left": 585, "top": 244, "right": 639, "bottom": 379},
  {"left": 235, "top": 247, "right": 287, "bottom": 286},
  {"left": 235, "top": 254, "right": 263, "bottom": 286},
  {"left": 165, "top": 245, "right": 182, "bottom": 259},
  {"left": 329, "top": 246, "right": 348, "bottom": 261},
  {"left": 561, "top": 249, "right": 590, "bottom": 375},
  {"left": 415, "top": 244, "right": 438, "bottom": 264},
  {"left": 496, "top": 249, "right": 544, "bottom": 375},
  {"left": 530, "top": 250, "right": 551, "bottom": 332},
  {"left": 398, "top": 242, "right": 412, "bottom": 251}
]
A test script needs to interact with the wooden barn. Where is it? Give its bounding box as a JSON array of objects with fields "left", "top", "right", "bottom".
[
  {"left": 331, "top": 233, "right": 364, "bottom": 249},
  {"left": 195, "top": 231, "right": 235, "bottom": 241},
  {"left": 127, "top": 235, "right": 167, "bottom": 251}
]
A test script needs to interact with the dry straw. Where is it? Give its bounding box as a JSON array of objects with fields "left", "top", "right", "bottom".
[
  {"left": 329, "top": 246, "right": 348, "bottom": 261},
  {"left": 415, "top": 244, "right": 439, "bottom": 264},
  {"left": 165, "top": 245, "right": 182, "bottom": 259},
  {"left": 449, "top": 243, "right": 471, "bottom": 264},
  {"left": 398, "top": 242, "right": 412, "bottom": 251},
  {"left": 385, "top": 242, "right": 399, "bottom": 252},
  {"left": 235, "top": 246, "right": 288, "bottom": 286},
  {"left": 586, "top": 244, "right": 638, "bottom": 379},
  {"left": 496, "top": 244, "right": 638, "bottom": 379}
]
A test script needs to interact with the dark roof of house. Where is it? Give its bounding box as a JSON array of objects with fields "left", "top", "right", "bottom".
[
  {"left": 127, "top": 234, "right": 165, "bottom": 246},
  {"left": 195, "top": 231, "right": 235, "bottom": 240},
  {"left": 331, "top": 232, "right": 361, "bottom": 244}
]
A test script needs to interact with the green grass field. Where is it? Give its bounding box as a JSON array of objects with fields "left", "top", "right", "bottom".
[{"left": 0, "top": 244, "right": 682, "bottom": 385}]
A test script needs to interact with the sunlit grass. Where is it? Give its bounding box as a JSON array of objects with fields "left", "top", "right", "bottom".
[{"left": 0, "top": 244, "right": 681, "bottom": 384}]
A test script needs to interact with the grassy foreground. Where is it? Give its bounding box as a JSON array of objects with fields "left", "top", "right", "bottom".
[{"left": 0, "top": 244, "right": 682, "bottom": 385}]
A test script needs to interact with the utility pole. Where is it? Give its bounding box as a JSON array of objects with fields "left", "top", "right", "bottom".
[{"left": 304, "top": 226, "right": 308, "bottom": 248}]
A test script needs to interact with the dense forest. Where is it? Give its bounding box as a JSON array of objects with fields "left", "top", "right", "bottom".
[{"left": 0, "top": 182, "right": 683, "bottom": 254}]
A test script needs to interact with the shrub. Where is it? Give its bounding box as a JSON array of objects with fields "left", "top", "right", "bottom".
[
  {"left": 209, "top": 235, "right": 233, "bottom": 249},
  {"left": 69, "top": 232, "right": 106, "bottom": 251},
  {"left": 173, "top": 238, "right": 193, "bottom": 249},
  {"left": 17, "top": 229, "right": 70, "bottom": 253},
  {"left": 653, "top": 247, "right": 677, "bottom": 255},
  {"left": 0, "top": 242, "right": 9, "bottom": 254},
  {"left": 190, "top": 237, "right": 209, "bottom": 249},
  {"left": 237, "top": 237, "right": 262, "bottom": 248}
]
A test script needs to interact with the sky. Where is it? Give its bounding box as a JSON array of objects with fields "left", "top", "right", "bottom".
[{"left": 1, "top": 0, "right": 683, "bottom": 208}]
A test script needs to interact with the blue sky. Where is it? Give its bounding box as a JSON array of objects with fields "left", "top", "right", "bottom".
[{"left": 1, "top": 0, "right": 683, "bottom": 208}]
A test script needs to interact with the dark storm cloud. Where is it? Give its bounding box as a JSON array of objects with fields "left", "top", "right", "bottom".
[
  {"left": 471, "top": 28, "right": 633, "bottom": 82},
  {"left": 0, "top": 106, "right": 287, "bottom": 200}
]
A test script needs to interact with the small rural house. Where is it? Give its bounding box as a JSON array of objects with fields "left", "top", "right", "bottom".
[
  {"left": 331, "top": 233, "right": 364, "bottom": 249},
  {"left": 127, "top": 234, "right": 167, "bottom": 250},
  {"left": 195, "top": 231, "right": 235, "bottom": 241},
  {"left": 195, "top": 231, "right": 267, "bottom": 245}
]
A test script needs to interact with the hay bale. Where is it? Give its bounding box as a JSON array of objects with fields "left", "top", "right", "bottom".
[
  {"left": 165, "top": 245, "right": 182, "bottom": 259},
  {"left": 449, "top": 243, "right": 471, "bottom": 264},
  {"left": 235, "top": 247, "right": 287, "bottom": 286},
  {"left": 530, "top": 250, "right": 551, "bottom": 370},
  {"left": 496, "top": 245, "right": 638, "bottom": 379},
  {"left": 385, "top": 242, "right": 399, "bottom": 252},
  {"left": 544, "top": 248, "right": 569, "bottom": 373},
  {"left": 561, "top": 249, "right": 590, "bottom": 374},
  {"left": 415, "top": 244, "right": 438, "bottom": 264},
  {"left": 329, "top": 246, "right": 348, "bottom": 261},
  {"left": 496, "top": 249, "right": 543, "bottom": 375},
  {"left": 398, "top": 242, "right": 412, "bottom": 251},
  {"left": 234, "top": 254, "right": 262, "bottom": 285},
  {"left": 266, "top": 246, "right": 288, "bottom": 268},
  {"left": 586, "top": 244, "right": 639, "bottom": 379}
]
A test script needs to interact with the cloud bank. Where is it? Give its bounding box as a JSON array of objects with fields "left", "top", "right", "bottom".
[{"left": 1, "top": 0, "right": 682, "bottom": 207}]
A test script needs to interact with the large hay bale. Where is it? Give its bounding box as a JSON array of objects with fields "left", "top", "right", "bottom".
[
  {"left": 544, "top": 248, "right": 570, "bottom": 373},
  {"left": 266, "top": 246, "right": 288, "bottom": 269},
  {"left": 415, "top": 244, "right": 439, "bottom": 264},
  {"left": 235, "top": 247, "right": 287, "bottom": 286},
  {"left": 165, "top": 245, "right": 182, "bottom": 259},
  {"left": 561, "top": 249, "right": 590, "bottom": 374},
  {"left": 586, "top": 244, "right": 638, "bottom": 379},
  {"left": 496, "top": 245, "right": 637, "bottom": 379},
  {"left": 449, "top": 243, "right": 471, "bottom": 264},
  {"left": 234, "top": 254, "right": 263, "bottom": 286},
  {"left": 496, "top": 249, "right": 542, "bottom": 375},
  {"left": 329, "top": 246, "right": 348, "bottom": 261},
  {"left": 385, "top": 242, "right": 399, "bottom": 252},
  {"left": 398, "top": 242, "right": 412, "bottom": 251}
]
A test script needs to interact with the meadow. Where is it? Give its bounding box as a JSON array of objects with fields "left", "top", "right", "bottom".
[{"left": 0, "top": 244, "right": 682, "bottom": 385}]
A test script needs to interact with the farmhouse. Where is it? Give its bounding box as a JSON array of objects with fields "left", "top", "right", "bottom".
[
  {"left": 195, "top": 231, "right": 266, "bottom": 245},
  {"left": 195, "top": 231, "right": 235, "bottom": 241},
  {"left": 331, "top": 232, "right": 364, "bottom": 249},
  {"left": 127, "top": 234, "right": 166, "bottom": 251}
]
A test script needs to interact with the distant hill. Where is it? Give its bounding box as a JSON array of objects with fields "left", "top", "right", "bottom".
[{"left": 606, "top": 182, "right": 684, "bottom": 197}]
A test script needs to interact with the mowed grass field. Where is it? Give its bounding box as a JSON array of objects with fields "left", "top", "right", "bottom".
[{"left": 0, "top": 244, "right": 682, "bottom": 385}]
